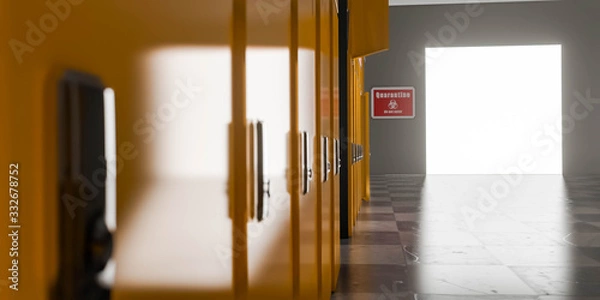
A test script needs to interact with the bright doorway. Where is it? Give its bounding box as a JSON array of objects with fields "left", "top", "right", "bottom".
[{"left": 425, "top": 45, "right": 563, "bottom": 174}]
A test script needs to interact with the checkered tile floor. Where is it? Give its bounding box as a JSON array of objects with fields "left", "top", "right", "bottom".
[{"left": 332, "top": 175, "right": 600, "bottom": 300}]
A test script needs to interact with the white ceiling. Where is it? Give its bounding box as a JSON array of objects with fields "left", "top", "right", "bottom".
[{"left": 390, "top": 0, "right": 557, "bottom": 6}]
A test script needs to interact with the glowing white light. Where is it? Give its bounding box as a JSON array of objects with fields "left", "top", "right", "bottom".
[{"left": 426, "top": 45, "right": 562, "bottom": 174}]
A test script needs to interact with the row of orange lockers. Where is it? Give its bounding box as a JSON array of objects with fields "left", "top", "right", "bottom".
[{"left": 0, "top": 0, "right": 388, "bottom": 299}]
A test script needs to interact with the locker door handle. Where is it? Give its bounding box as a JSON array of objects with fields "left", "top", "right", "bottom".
[
  {"left": 322, "top": 136, "right": 330, "bottom": 182},
  {"left": 301, "top": 131, "right": 312, "bottom": 195},
  {"left": 253, "top": 120, "right": 270, "bottom": 222},
  {"left": 361, "top": 145, "right": 364, "bottom": 161},
  {"left": 335, "top": 139, "right": 341, "bottom": 175},
  {"left": 338, "top": 140, "right": 342, "bottom": 174},
  {"left": 332, "top": 139, "right": 337, "bottom": 176},
  {"left": 58, "top": 71, "right": 112, "bottom": 300},
  {"left": 359, "top": 145, "right": 362, "bottom": 161},
  {"left": 361, "top": 145, "right": 363, "bottom": 161},
  {"left": 358, "top": 145, "right": 362, "bottom": 161}
]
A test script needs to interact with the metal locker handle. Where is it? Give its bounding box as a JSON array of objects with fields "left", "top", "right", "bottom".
[
  {"left": 359, "top": 145, "right": 362, "bottom": 161},
  {"left": 336, "top": 139, "right": 341, "bottom": 175},
  {"left": 255, "top": 121, "right": 270, "bottom": 222},
  {"left": 322, "top": 136, "right": 330, "bottom": 182},
  {"left": 332, "top": 139, "right": 337, "bottom": 176},
  {"left": 58, "top": 71, "right": 112, "bottom": 300},
  {"left": 301, "top": 131, "right": 312, "bottom": 195},
  {"left": 333, "top": 139, "right": 337, "bottom": 174}
]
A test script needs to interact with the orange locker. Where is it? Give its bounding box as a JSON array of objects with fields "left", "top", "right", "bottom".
[
  {"left": 245, "top": 0, "right": 294, "bottom": 299},
  {"left": 316, "top": 0, "right": 333, "bottom": 298},
  {"left": 2, "top": 0, "right": 353, "bottom": 299},
  {"left": 3, "top": 1, "right": 238, "bottom": 299},
  {"left": 347, "top": 56, "right": 369, "bottom": 236},
  {"left": 341, "top": 0, "right": 388, "bottom": 238},
  {"left": 294, "top": 0, "right": 320, "bottom": 299},
  {"left": 347, "top": 57, "right": 364, "bottom": 235},
  {"left": 363, "top": 92, "right": 371, "bottom": 202},
  {"left": 349, "top": 0, "right": 390, "bottom": 58},
  {"left": 331, "top": 1, "right": 342, "bottom": 289}
]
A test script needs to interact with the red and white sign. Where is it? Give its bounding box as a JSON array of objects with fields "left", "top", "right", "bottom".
[{"left": 371, "top": 87, "right": 415, "bottom": 119}]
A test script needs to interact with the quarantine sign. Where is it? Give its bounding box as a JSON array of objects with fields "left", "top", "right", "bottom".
[{"left": 371, "top": 87, "right": 415, "bottom": 119}]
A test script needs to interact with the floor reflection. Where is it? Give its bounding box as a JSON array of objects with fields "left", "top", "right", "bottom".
[{"left": 333, "top": 175, "right": 600, "bottom": 299}]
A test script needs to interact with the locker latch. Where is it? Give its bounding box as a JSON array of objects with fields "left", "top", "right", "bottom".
[
  {"left": 250, "top": 120, "right": 270, "bottom": 222},
  {"left": 57, "top": 70, "right": 113, "bottom": 300},
  {"left": 322, "top": 136, "right": 330, "bottom": 182},
  {"left": 334, "top": 139, "right": 341, "bottom": 175},
  {"left": 301, "top": 131, "right": 313, "bottom": 195}
]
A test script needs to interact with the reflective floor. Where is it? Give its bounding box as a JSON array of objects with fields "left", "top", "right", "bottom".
[{"left": 333, "top": 175, "right": 600, "bottom": 300}]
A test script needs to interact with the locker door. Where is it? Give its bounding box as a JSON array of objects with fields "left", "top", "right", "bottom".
[
  {"left": 5, "top": 1, "right": 237, "bottom": 300},
  {"left": 363, "top": 92, "right": 371, "bottom": 202},
  {"left": 347, "top": 58, "right": 356, "bottom": 236},
  {"left": 356, "top": 58, "right": 365, "bottom": 218},
  {"left": 246, "top": 0, "right": 293, "bottom": 298},
  {"left": 348, "top": 57, "right": 365, "bottom": 233},
  {"left": 331, "top": 0, "right": 342, "bottom": 289},
  {"left": 114, "top": 37, "right": 235, "bottom": 300},
  {"left": 295, "top": 0, "right": 320, "bottom": 298},
  {"left": 108, "top": 2, "right": 236, "bottom": 299},
  {"left": 354, "top": 58, "right": 362, "bottom": 222},
  {"left": 317, "top": 0, "right": 333, "bottom": 298}
]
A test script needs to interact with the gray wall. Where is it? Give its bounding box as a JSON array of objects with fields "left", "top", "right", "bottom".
[{"left": 366, "top": 0, "right": 600, "bottom": 175}]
